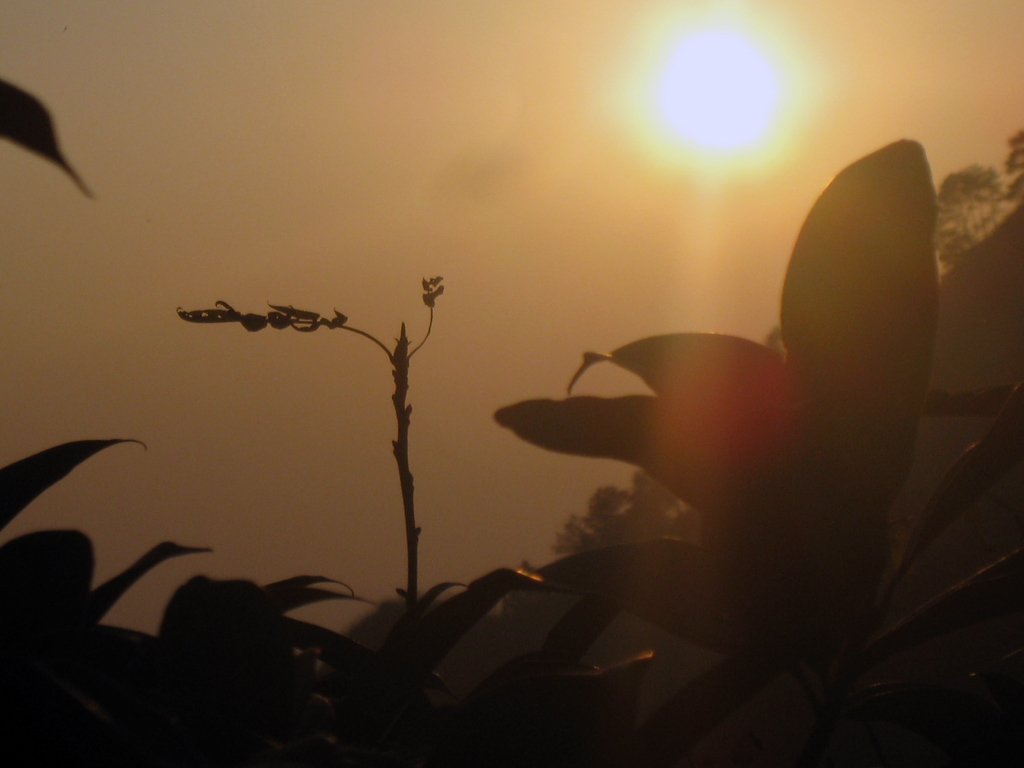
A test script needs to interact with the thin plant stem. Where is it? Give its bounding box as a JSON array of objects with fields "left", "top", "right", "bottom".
[
  {"left": 340, "top": 324, "right": 395, "bottom": 360},
  {"left": 391, "top": 322, "right": 418, "bottom": 608},
  {"left": 410, "top": 306, "right": 434, "bottom": 358}
]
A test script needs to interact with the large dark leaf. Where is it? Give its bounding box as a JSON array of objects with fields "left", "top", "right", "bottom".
[
  {"left": 535, "top": 538, "right": 744, "bottom": 653},
  {"left": 0, "top": 77, "right": 91, "bottom": 195},
  {"left": 902, "top": 383, "right": 1024, "bottom": 573},
  {"left": 861, "top": 549, "right": 1024, "bottom": 672},
  {"left": 86, "top": 541, "right": 211, "bottom": 625},
  {"left": 0, "top": 439, "right": 141, "bottom": 532},
  {"left": 781, "top": 140, "right": 937, "bottom": 415},
  {"left": 496, "top": 395, "right": 779, "bottom": 515},
  {"left": 154, "top": 576, "right": 296, "bottom": 746},
  {"left": 636, "top": 649, "right": 789, "bottom": 768},
  {"left": 845, "top": 682, "right": 1013, "bottom": 759},
  {"left": 781, "top": 140, "right": 938, "bottom": 523},
  {"left": 0, "top": 529, "right": 94, "bottom": 649}
]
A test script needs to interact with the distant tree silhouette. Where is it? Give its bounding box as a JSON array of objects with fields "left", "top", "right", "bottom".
[
  {"left": 1006, "top": 129, "right": 1024, "bottom": 201},
  {"left": 553, "top": 471, "right": 698, "bottom": 556},
  {"left": 936, "top": 164, "right": 1006, "bottom": 269}
]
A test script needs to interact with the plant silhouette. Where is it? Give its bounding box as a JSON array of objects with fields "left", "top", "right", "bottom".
[
  {"left": 497, "top": 140, "right": 1024, "bottom": 764},
  {"left": 178, "top": 280, "right": 444, "bottom": 607}
]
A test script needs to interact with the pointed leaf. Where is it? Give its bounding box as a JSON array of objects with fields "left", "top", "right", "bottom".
[
  {"left": 536, "top": 538, "right": 745, "bottom": 653},
  {"left": 0, "top": 530, "right": 93, "bottom": 648},
  {"left": 781, "top": 140, "right": 938, "bottom": 410},
  {"left": 497, "top": 395, "right": 772, "bottom": 514},
  {"left": 903, "top": 383, "right": 1024, "bottom": 572},
  {"left": 845, "top": 683, "right": 1013, "bottom": 758},
  {"left": 0, "top": 77, "right": 91, "bottom": 195},
  {"left": 263, "top": 574, "right": 364, "bottom": 613},
  {"left": 862, "top": 549, "right": 1024, "bottom": 672},
  {"left": 0, "top": 439, "right": 142, "bottom": 532},
  {"left": 637, "top": 648, "right": 788, "bottom": 768},
  {"left": 568, "top": 333, "right": 789, "bottom": 401},
  {"left": 377, "top": 568, "right": 557, "bottom": 685},
  {"left": 86, "top": 541, "right": 210, "bottom": 625}
]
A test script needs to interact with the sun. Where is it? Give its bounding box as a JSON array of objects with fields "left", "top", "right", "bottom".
[{"left": 658, "top": 31, "right": 778, "bottom": 150}]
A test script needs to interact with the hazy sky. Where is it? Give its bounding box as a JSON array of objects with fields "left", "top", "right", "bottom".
[{"left": 2, "top": 1, "right": 1023, "bottom": 632}]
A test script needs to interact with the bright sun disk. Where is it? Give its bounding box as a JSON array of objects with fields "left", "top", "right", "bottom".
[{"left": 659, "top": 31, "right": 778, "bottom": 150}]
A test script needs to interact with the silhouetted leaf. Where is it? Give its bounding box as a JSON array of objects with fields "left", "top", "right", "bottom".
[
  {"left": 282, "top": 617, "right": 377, "bottom": 682},
  {"left": 428, "top": 654, "right": 650, "bottom": 768},
  {"left": 636, "top": 649, "right": 789, "bottom": 768},
  {"left": 566, "top": 333, "right": 789, "bottom": 400},
  {"left": 86, "top": 541, "right": 210, "bottom": 625},
  {"left": 0, "top": 77, "right": 91, "bottom": 195},
  {"left": 263, "top": 576, "right": 364, "bottom": 613},
  {"left": 382, "top": 580, "right": 465, "bottom": 648},
  {"left": 378, "top": 568, "right": 556, "bottom": 685},
  {"left": 903, "top": 383, "right": 1024, "bottom": 572},
  {"left": 0, "top": 530, "right": 93, "bottom": 648},
  {"left": 156, "top": 576, "right": 296, "bottom": 744},
  {"left": 781, "top": 141, "right": 939, "bottom": 535},
  {"left": 845, "top": 682, "right": 1013, "bottom": 759},
  {"left": 536, "top": 539, "right": 744, "bottom": 653},
  {"left": 862, "top": 549, "right": 1024, "bottom": 672},
  {"left": 781, "top": 140, "right": 937, "bottom": 418},
  {"left": 0, "top": 439, "right": 141, "bottom": 532},
  {"left": 542, "top": 594, "right": 621, "bottom": 662}
]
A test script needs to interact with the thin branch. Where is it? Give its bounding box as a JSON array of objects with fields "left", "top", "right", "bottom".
[
  {"left": 409, "top": 306, "right": 434, "bottom": 358},
  {"left": 339, "top": 324, "right": 395, "bottom": 361}
]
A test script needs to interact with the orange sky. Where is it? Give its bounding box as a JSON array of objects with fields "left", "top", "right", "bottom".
[{"left": 2, "top": 1, "right": 1023, "bottom": 632}]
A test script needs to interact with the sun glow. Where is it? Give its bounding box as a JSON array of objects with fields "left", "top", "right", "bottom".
[{"left": 659, "top": 31, "right": 777, "bottom": 150}]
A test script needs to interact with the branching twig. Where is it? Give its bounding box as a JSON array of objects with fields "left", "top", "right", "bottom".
[{"left": 177, "top": 277, "right": 444, "bottom": 609}]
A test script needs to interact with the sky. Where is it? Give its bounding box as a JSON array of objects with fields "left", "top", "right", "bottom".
[{"left": 1, "top": 0, "right": 1023, "bottom": 633}]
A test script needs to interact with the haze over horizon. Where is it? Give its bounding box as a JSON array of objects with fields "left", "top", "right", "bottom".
[{"left": 2, "top": 1, "right": 1023, "bottom": 632}]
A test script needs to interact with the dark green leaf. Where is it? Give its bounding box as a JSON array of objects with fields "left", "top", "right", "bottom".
[
  {"left": 637, "top": 649, "right": 788, "bottom": 768},
  {"left": 0, "top": 439, "right": 141, "bottom": 533},
  {"left": 0, "top": 530, "right": 93, "bottom": 648},
  {"left": 536, "top": 538, "right": 744, "bottom": 653},
  {"left": 263, "top": 574, "right": 361, "bottom": 613},
  {"left": 0, "top": 77, "right": 91, "bottom": 195},
  {"left": 86, "top": 541, "right": 210, "bottom": 625},
  {"left": 862, "top": 549, "right": 1024, "bottom": 672},
  {"left": 903, "top": 383, "right": 1024, "bottom": 573},
  {"left": 845, "top": 682, "right": 1013, "bottom": 758}
]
